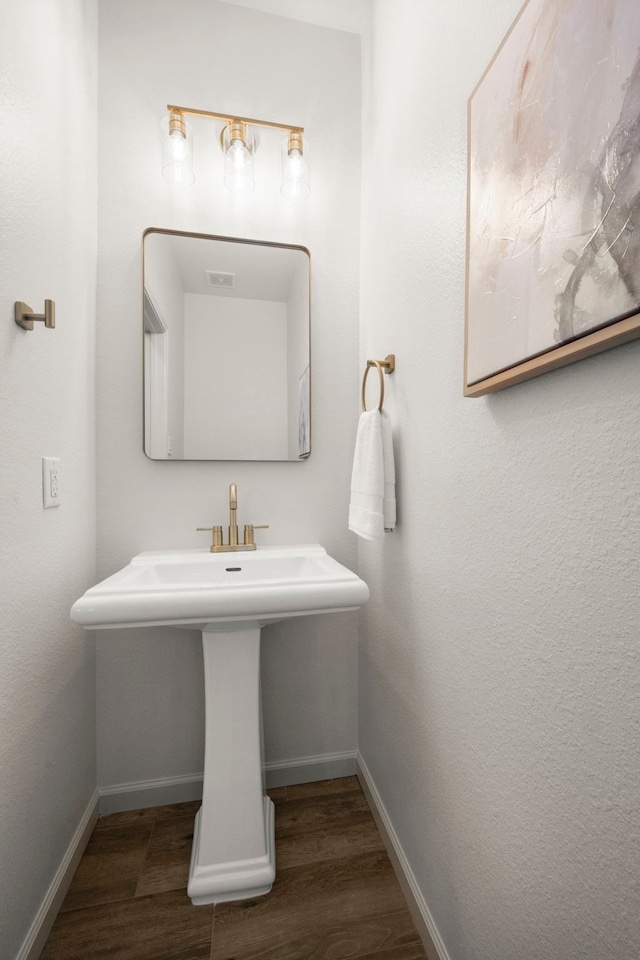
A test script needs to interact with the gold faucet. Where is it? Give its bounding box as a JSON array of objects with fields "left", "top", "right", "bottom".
[
  {"left": 228, "top": 483, "right": 239, "bottom": 546},
  {"left": 197, "top": 484, "right": 268, "bottom": 552}
]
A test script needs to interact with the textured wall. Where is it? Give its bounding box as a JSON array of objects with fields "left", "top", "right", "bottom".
[
  {"left": 96, "top": 0, "right": 361, "bottom": 789},
  {"left": 0, "top": 1, "right": 98, "bottom": 956},
  {"left": 183, "top": 295, "right": 288, "bottom": 459},
  {"left": 359, "top": 2, "right": 640, "bottom": 959}
]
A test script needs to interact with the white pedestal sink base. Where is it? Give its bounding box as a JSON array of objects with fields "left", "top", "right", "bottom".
[
  {"left": 186, "top": 627, "right": 275, "bottom": 905},
  {"left": 188, "top": 797, "right": 275, "bottom": 905}
]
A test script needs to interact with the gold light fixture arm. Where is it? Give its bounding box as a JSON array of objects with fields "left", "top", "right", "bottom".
[{"left": 166, "top": 104, "right": 303, "bottom": 136}]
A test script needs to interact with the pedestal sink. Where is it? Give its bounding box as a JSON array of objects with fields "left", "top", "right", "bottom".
[{"left": 71, "top": 544, "right": 368, "bottom": 905}]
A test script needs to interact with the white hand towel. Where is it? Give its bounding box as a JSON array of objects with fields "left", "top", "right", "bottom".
[
  {"left": 349, "top": 409, "right": 384, "bottom": 541},
  {"left": 380, "top": 409, "right": 396, "bottom": 531},
  {"left": 349, "top": 408, "right": 396, "bottom": 542}
]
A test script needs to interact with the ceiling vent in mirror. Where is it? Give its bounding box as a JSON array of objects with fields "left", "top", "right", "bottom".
[{"left": 206, "top": 270, "right": 236, "bottom": 289}]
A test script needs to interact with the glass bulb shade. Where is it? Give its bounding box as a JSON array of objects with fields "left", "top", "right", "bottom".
[
  {"left": 222, "top": 122, "right": 255, "bottom": 194},
  {"left": 281, "top": 133, "right": 310, "bottom": 199},
  {"left": 161, "top": 115, "right": 195, "bottom": 186}
]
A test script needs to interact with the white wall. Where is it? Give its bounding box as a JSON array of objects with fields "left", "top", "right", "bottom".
[
  {"left": 0, "top": 0, "right": 98, "bottom": 956},
  {"left": 359, "top": 3, "right": 640, "bottom": 960},
  {"left": 183, "top": 294, "right": 288, "bottom": 459},
  {"left": 97, "top": 0, "right": 361, "bottom": 789}
]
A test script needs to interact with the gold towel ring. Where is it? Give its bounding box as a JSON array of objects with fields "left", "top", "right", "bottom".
[
  {"left": 361, "top": 354, "right": 395, "bottom": 412},
  {"left": 362, "top": 361, "right": 385, "bottom": 412}
]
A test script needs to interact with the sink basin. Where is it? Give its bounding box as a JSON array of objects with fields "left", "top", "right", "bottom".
[
  {"left": 70, "top": 544, "right": 369, "bottom": 630},
  {"left": 71, "top": 543, "right": 368, "bottom": 906}
]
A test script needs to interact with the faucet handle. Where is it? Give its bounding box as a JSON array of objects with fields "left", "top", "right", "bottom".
[
  {"left": 197, "top": 525, "right": 223, "bottom": 552},
  {"left": 243, "top": 524, "right": 269, "bottom": 547}
]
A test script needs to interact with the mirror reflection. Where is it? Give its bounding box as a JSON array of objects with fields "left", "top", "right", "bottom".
[{"left": 143, "top": 229, "right": 310, "bottom": 460}]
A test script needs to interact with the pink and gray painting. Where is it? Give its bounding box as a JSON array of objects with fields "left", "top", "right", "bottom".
[{"left": 467, "top": 0, "right": 640, "bottom": 384}]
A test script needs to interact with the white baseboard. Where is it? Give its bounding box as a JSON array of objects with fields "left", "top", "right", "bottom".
[
  {"left": 356, "top": 755, "right": 450, "bottom": 960},
  {"left": 264, "top": 750, "right": 357, "bottom": 788},
  {"left": 16, "top": 789, "right": 100, "bottom": 960},
  {"left": 98, "top": 751, "right": 358, "bottom": 814},
  {"left": 99, "top": 772, "right": 204, "bottom": 814}
]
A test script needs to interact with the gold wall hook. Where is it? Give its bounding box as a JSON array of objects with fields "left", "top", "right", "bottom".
[{"left": 15, "top": 300, "right": 55, "bottom": 331}]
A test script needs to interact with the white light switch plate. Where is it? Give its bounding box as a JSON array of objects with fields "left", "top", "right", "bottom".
[{"left": 43, "top": 457, "right": 61, "bottom": 508}]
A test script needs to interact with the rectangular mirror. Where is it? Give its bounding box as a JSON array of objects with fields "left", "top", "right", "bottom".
[{"left": 143, "top": 228, "right": 311, "bottom": 460}]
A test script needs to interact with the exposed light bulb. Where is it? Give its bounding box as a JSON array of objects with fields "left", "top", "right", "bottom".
[
  {"left": 161, "top": 113, "right": 195, "bottom": 185},
  {"left": 287, "top": 150, "right": 305, "bottom": 179},
  {"left": 222, "top": 122, "right": 255, "bottom": 194},
  {"left": 169, "top": 130, "right": 188, "bottom": 161},
  {"left": 281, "top": 133, "right": 310, "bottom": 199},
  {"left": 227, "top": 139, "right": 251, "bottom": 167}
]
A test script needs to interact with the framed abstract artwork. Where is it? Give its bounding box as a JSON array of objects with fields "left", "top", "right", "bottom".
[{"left": 465, "top": 0, "right": 640, "bottom": 396}]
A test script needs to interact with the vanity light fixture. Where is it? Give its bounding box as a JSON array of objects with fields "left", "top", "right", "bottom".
[{"left": 162, "top": 105, "right": 310, "bottom": 199}]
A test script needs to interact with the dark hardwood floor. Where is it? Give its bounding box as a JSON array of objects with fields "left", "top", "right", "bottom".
[{"left": 41, "top": 776, "right": 427, "bottom": 960}]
